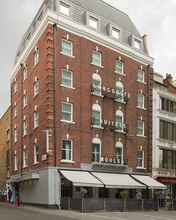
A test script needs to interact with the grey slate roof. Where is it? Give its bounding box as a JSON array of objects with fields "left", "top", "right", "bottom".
[
  {"left": 15, "top": 0, "right": 146, "bottom": 63},
  {"left": 70, "top": 0, "right": 141, "bottom": 38}
]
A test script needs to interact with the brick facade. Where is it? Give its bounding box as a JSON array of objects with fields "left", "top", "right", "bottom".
[
  {"left": 10, "top": 24, "right": 153, "bottom": 175},
  {"left": 0, "top": 107, "right": 10, "bottom": 189}
]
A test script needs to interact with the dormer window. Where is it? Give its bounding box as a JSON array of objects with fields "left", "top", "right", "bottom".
[
  {"left": 60, "top": 2, "right": 70, "bottom": 16},
  {"left": 89, "top": 16, "right": 98, "bottom": 30},
  {"left": 112, "top": 27, "right": 120, "bottom": 40},
  {"left": 134, "top": 39, "right": 141, "bottom": 49}
]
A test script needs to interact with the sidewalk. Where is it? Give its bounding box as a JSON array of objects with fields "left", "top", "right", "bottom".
[
  {"left": 0, "top": 202, "right": 122, "bottom": 220},
  {"left": 1, "top": 202, "right": 176, "bottom": 220}
]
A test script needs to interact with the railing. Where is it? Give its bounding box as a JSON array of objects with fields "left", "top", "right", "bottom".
[
  {"left": 91, "top": 86, "right": 130, "bottom": 103},
  {"left": 61, "top": 198, "right": 170, "bottom": 212},
  {"left": 102, "top": 120, "right": 128, "bottom": 133}
]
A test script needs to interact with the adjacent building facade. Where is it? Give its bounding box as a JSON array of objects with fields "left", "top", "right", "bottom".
[
  {"left": 10, "top": 0, "right": 164, "bottom": 207},
  {"left": 153, "top": 73, "right": 176, "bottom": 196},
  {"left": 0, "top": 107, "right": 10, "bottom": 191}
]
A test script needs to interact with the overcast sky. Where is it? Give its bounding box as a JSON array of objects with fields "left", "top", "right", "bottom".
[{"left": 0, "top": 0, "right": 176, "bottom": 117}]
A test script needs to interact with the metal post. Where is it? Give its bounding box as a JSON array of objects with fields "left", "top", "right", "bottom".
[
  {"left": 142, "top": 199, "right": 144, "bottom": 210},
  {"left": 81, "top": 198, "right": 84, "bottom": 212},
  {"left": 68, "top": 197, "right": 71, "bottom": 210},
  {"left": 104, "top": 198, "right": 106, "bottom": 211}
]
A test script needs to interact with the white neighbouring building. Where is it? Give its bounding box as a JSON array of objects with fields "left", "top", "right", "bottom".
[{"left": 153, "top": 73, "right": 176, "bottom": 196}]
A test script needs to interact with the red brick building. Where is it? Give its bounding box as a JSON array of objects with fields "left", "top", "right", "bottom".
[{"left": 10, "top": 0, "right": 164, "bottom": 207}]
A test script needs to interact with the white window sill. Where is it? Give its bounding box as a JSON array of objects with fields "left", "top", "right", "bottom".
[
  {"left": 137, "top": 134, "right": 146, "bottom": 138},
  {"left": 137, "top": 106, "right": 147, "bottom": 111},
  {"left": 91, "top": 125, "right": 104, "bottom": 129},
  {"left": 114, "top": 129, "right": 126, "bottom": 134},
  {"left": 137, "top": 80, "right": 147, "bottom": 85},
  {"left": 115, "top": 71, "right": 125, "bottom": 76},
  {"left": 90, "top": 62, "right": 104, "bottom": 68},
  {"left": 60, "top": 51, "right": 75, "bottom": 58},
  {"left": 136, "top": 167, "right": 146, "bottom": 170},
  {"left": 60, "top": 120, "right": 76, "bottom": 124},
  {"left": 60, "top": 160, "right": 75, "bottom": 164},
  {"left": 91, "top": 92, "right": 104, "bottom": 98},
  {"left": 114, "top": 99, "right": 126, "bottom": 104},
  {"left": 60, "top": 84, "right": 76, "bottom": 90}
]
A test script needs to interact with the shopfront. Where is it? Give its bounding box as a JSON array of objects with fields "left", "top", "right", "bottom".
[{"left": 60, "top": 169, "right": 166, "bottom": 212}]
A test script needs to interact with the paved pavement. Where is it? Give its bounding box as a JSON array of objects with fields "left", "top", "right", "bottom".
[
  {"left": 0, "top": 202, "right": 176, "bottom": 220},
  {"left": 0, "top": 203, "right": 76, "bottom": 220}
]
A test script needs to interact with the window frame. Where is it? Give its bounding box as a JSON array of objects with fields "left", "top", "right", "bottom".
[
  {"left": 111, "top": 27, "right": 120, "bottom": 40},
  {"left": 14, "top": 128, "right": 18, "bottom": 143},
  {"left": 59, "top": 1, "right": 70, "bottom": 16},
  {"left": 115, "top": 59, "right": 124, "bottom": 75},
  {"left": 137, "top": 69, "right": 145, "bottom": 83},
  {"left": 115, "top": 110, "right": 124, "bottom": 132},
  {"left": 115, "top": 142, "right": 123, "bottom": 165},
  {"left": 23, "top": 95, "right": 27, "bottom": 108},
  {"left": 134, "top": 38, "right": 141, "bottom": 50},
  {"left": 92, "top": 138, "right": 101, "bottom": 163},
  {"left": 136, "top": 150, "right": 144, "bottom": 168},
  {"left": 92, "top": 104, "right": 102, "bottom": 128},
  {"left": 23, "top": 119, "right": 27, "bottom": 136},
  {"left": 92, "top": 73, "right": 102, "bottom": 96},
  {"left": 22, "top": 146, "right": 28, "bottom": 168},
  {"left": 61, "top": 102, "right": 73, "bottom": 123},
  {"left": 61, "top": 69, "right": 73, "bottom": 88},
  {"left": 137, "top": 92, "right": 145, "bottom": 109},
  {"left": 137, "top": 119, "right": 145, "bottom": 136},
  {"left": 34, "top": 47, "right": 39, "bottom": 66},
  {"left": 61, "top": 39, "right": 73, "bottom": 57},
  {"left": 62, "top": 139, "right": 73, "bottom": 161},
  {"left": 23, "top": 66, "right": 27, "bottom": 81},
  {"left": 34, "top": 111, "right": 39, "bottom": 129},
  {"left": 34, "top": 144, "right": 40, "bottom": 164},
  {"left": 91, "top": 51, "right": 102, "bottom": 67},
  {"left": 115, "top": 81, "right": 124, "bottom": 103},
  {"left": 88, "top": 16, "right": 98, "bottom": 30},
  {"left": 33, "top": 79, "right": 40, "bottom": 97}
]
